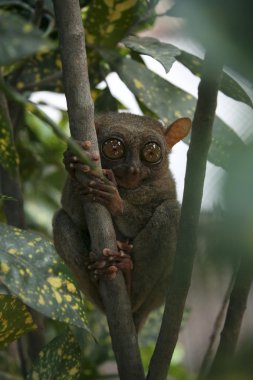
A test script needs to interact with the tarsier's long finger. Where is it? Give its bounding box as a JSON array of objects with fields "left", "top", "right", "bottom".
[
  {"left": 103, "top": 248, "right": 129, "bottom": 258},
  {"left": 117, "top": 240, "right": 133, "bottom": 253},
  {"left": 79, "top": 140, "right": 91, "bottom": 149},
  {"left": 77, "top": 187, "right": 109, "bottom": 203},
  {"left": 102, "top": 169, "right": 117, "bottom": 186},
  {"left": 71, "top": 162, "right": 90, "bottom": 173},
  {"left": 88, "top": 259, "right": 107, "bottom": 270},
  {"left": 88, "top": 180, "right": 117, "bottom": 193},
  {"left": 92, "top": 266, "right": 118, "bottom": 280},
  {"left": 84, "top": 188, "right": 114, "bottom": 201},
  {"left": 115, "top": 259, "right": 133, "bottom": 271}
]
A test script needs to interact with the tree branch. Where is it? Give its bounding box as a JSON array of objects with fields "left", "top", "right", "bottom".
[
  {"left": 52, "top": 1, "right": 145, "bottom": 379},
  {"left": 198, "top": 266, "right": 238, "bottom": 379},
  {"left": 0, "top": 70, "right": 45, "bottom": 377},
  {"left": 209, "top": 255, "right": 253, "bottom": 375},
  {"left": 147, "top": 51, "right": 223, "bottom": 380},
  {"left": 0, "top": 74, "right": 25, "bottom": 229}
]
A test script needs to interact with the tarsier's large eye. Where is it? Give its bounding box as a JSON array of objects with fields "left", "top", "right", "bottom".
[
  {"left": 142, "top": 142, "right": 162, "bottom": 163},
  {"left": 102, "top": 138, "right": 125, "bottom": 160}
]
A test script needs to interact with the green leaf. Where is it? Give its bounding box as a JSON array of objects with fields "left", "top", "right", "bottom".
[
  {"left": 0, "top": 294, "right": 37, "bottom": 347},
  {"left": 123, "top": 36, "right": 180, "bottom": 73},
  {"left": 27, "top": 330, "right": 81, "bottom": 380},
  {"left": 123, "top": 36, "right": 252, "bottom": 107},
  {"left": 85, "top": 0, "right": 149, "bottom": 48},
  {"left": 6, "top": 50, "right": 62, "bottom": 93},
  {"left": 116, "top": 57, "right": 245, "bottom": 170},
  {"left": 0, "top": 223, "right": 89, "bottom": 331},
  {"left": 177, "top": 51, "right": 253, "bottom": 108},
  {"left": 0, "top": 10, "right": 54, "bottom": 66},
  {"left": 0, "top": 104, "right": 19, "bottom": 174}
]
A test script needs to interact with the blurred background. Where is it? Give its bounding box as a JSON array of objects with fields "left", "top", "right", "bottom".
[{"left": 1, "top": 0, "right": 253, "bottom": 378}]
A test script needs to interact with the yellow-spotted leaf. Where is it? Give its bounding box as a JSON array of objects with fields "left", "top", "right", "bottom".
[
  {"left": 116, "top": 57, "right": 245, "bottom": 170},
  {"left": 8, "top": 50, "right": 63, "bottom": 93},
  {"left": 0, "top": 294, "right": 37, "bottom": 347},
  {"left": 85, "top": 0, "right": 148, "bottom": 48},
  {"left": 27, "top": 330, "right": 81, "bottom": 380},
  {"left": 0, "top": 106, "right": 19, "bottom": 174},
  {"left": 124, "top": 36, "right": 253, "bottom": 108},
  {"left": 0, "top": 10, "right": 54, "bottom": 66},
  {"left": 0, "top": 223, "right": 89, "bottom": 331}
]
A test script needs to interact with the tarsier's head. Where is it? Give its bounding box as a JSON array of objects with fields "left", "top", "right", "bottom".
[{"left": 95, "top": 113, "right": 191, "bottom": 190}]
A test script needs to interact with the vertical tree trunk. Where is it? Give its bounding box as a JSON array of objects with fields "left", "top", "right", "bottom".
[
  {"left": 52, "top": 1, "right": 145, "bottom": 379},
  {"left": 147, "top": 51, "right": 223, "bottom": 380}
]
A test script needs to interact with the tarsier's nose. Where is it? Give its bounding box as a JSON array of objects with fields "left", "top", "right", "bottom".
[{"left": 129, "top": 166, "right": 140, "bottom": 176}]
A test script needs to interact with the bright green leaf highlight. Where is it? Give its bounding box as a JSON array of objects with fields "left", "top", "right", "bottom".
[
  {"left": 27, "top": 330, "right": 81, "bottom": 380},
  {"left": 0, "top": 223, "right": 89, "bottom": 331},
  {"left": 0, "top": 294, "right": 37, "bottom": 347}
]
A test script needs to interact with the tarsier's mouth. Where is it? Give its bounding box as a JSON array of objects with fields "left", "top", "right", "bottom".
[{"left": 116, "top": 176, "right": 144, "bottom": 190}]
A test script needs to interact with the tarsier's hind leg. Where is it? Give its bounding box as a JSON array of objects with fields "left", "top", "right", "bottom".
[
  {"left": 53, "top": 209, "right": 103, "bottom": 309},
  {"left": 133, "top": 281, "right": 167, "bottom": 332}
]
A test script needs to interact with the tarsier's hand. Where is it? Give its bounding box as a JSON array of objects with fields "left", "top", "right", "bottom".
[
  {"left": 63, "top": 141, "right": 124, "bottom": 216},
  {"left": 63, "top": 140, "right": 100, "bottom": 178},
  {"left": 88, "top": 240, "right": 133, "bottom": 293}
]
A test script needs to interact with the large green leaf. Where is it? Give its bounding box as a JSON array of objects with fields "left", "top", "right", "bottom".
[
  {"left": 0, "top": 10, "right": 54, "bottom": 66},
  {"left": 177, "top": 51, "right": 253, "bottom": 108},
  {"left": 0, "top": 294, "right": 36, "bottom": 347},
  {"left": 0, "top": 105, "right": 19, "bottom": 174},
  {"left": 123, "top": 36, "right": 180, "bottom": 73},
  {"left": 85, "top": 0, "right": 149, "bottom": 48},
  {"left": 123, "top": 36, "right": 253, "bottom": 108},
  {"left": 27, "top": 330, "right": 81, "bottom": 380},
  {"left": 116, "top": 57, "right": 245, "bottom": 170},
  {"left": 0, "top": 223, "right": 89, "bottom": 331}
]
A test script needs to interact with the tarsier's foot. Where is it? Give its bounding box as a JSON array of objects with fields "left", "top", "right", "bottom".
[{"left": 88, "top": 241, "right": 133, "bottom": 293}]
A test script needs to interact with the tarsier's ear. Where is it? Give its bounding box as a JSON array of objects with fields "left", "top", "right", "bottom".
[{"left": 164, "top": 117, "right": 192, "bottom": 150}]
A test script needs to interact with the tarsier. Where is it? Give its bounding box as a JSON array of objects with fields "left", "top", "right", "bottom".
[{"left": 53, "top": 112, "right": 191, "bottom": 331}]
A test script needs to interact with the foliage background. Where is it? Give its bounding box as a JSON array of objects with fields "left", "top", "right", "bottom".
[{"left": 0, "top": 0, "right": 252, "bottom": 379}]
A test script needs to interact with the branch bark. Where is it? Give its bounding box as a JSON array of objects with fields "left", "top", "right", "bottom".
[
  {"left": 209, "top": 255, "right": 253, "bottom": 375},
  {"left": 52, "top": 1, "right": 144, "bottom": 379},
  {"left": 0, "top": 77, "right": 25, "bottom": 229},
  {"left": 198, "top": 266, "right": 238, "bottom": 379},
  {"left": 147, "top": 51, "right": 223, "bottom": 380}
]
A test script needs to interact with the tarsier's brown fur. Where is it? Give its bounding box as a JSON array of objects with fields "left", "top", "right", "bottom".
[{"left": 53, "top": 113, "right": 191, "bottom": 331}]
